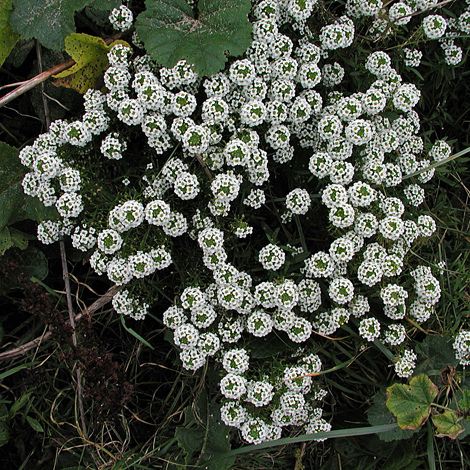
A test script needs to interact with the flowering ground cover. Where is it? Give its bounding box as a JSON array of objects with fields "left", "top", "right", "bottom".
[{"left": 0, "top": 0, "right": 470, "bottom": 468}]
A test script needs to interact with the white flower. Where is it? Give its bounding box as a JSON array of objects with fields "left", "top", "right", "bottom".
[
  {"left": 223, "top": 349, "right": 250, "bottom": 374},
  {"left": 240, "top": 418, "right": 269, "bottom": 444},
  {"left": 247, "top": 380, "right": 274, "bottom": 407},
  {"left": 220, "top": 374, "right": 247, "bottom": 400},
  {"left": 174, "top": 323, "right": 200, "bottom": 350},
  {"left": 97, "top": 229, "right": 123, "bottom": 255},
  {"left": 394, "top": 350, "right": 417, "bottom": 378},
  {"left": 109, "top": 4, "right": 133, "bottom": 31},
  {"left": 182, "top": 125, "right": 210, "bottom": 154},
  {"left": 259, "top": 244, "right": 285, "bottom": 271},
  {"left": 55, "top": 192, "right": 83, "bottom": 218},
  {"left": 246, "top": 309, "right": 274, "bottom": 337},
  {"left": 286, "top": 188, "right": 311, "bottom": 215},
  {"left": 174, "top": 171, "right": 200, "bottom": 200},
  {"left": 329, "top": 277, "right": 354, "bottom": 304},
  {"left": 422, "top": 15, "right": 447, "bottom": 39},
  {"left": 358, "top": 317, "right": 381, "bottom": 341}
]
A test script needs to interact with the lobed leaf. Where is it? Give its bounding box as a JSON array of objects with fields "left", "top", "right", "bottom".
[
  {"left": 386, "top": 374, "right": 438, "bottom": 430},
  {"left": 432, "top": 410, "right": 465, "bottom": 439},
  {"left": 54, "top": 33, "right": 131, "bottom": 93},
  {"left": 135, "top": 0, "right": 252, "bottom": 77}
]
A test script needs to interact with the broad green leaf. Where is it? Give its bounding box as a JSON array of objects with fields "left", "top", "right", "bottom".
[
  {"left": 415, "top": 335, "right": 458, "bottom": 376},
  {"left": 9, "top": 227, "right": 31, "bottom": 250},
  {"left": 432, "top": 410, "right": 465, "bottom": 439},
  {"left": 54, "top": 33, "right": 131, "bottom": 94},
  {"left": 0, "top": 0, "right": 20, "bottom": 67},
  {"left": 90, "top": 0, "right": 120, "bottom": 9},
  {"left": 26, "top": 416, "right": 44, "bottom": 433},
  {"left": 368, "top": 389, "right": 414, "bottom": 441},
  {"left": 10, "top": 0, "right": 89, "bottom": 51},
  {"left": 135, "top": 0, "right": 252, "bottom": 77},
  {"left": 0, "top": 421, "right": 9, "bottom": 447},
  {"left": 386, "top": 374, "right": 438, "bottom": 430}
]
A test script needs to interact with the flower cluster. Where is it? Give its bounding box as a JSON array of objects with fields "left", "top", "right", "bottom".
[{"left": 21, "top": 0, "right": 467, "bottom": 445}]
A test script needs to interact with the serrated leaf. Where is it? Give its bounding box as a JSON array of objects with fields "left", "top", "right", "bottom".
[
  {"left": 386, "top": 374, "right": 438, "bottom": 430},
  {"left": 432, "top": 410, "right": 465, "bottom": 439},
  {"left": 26, "top": 416, "right": 44, "bottom": 433},
  {"left": 135, "top": 0, "right": 252, "bottom": 76},
  {"left": 0, "top": 421, "right": 9, "bottom": 447},
  {"left": 0, "top": 0, "right": 20, "bottom": 67},
  {"left": 368, "top": 389, "right": 415, "bottom": 441},
  {"left": 54, "top": 33, "right": 131, "bottom": 93},
  {"left": 11, "top": 0, "right": 90, "bottom": 51}
]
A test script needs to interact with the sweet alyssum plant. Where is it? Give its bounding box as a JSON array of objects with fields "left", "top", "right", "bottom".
[{"left": 18, "top": 0, "right": 470, "bottom": 445}]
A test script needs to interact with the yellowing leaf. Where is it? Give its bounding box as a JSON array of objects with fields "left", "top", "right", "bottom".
[
  {"left": 0, "top": 0, "right": 20, "bottom": 67},
  {"left": 54, "top": 33, "right": 131, "bottom": 94},
  {"left": 432, "top": 410, "right": 465, "bottom": 439},
  {"left": 386, "top": 374, "right": 438, "bottom": 430}
]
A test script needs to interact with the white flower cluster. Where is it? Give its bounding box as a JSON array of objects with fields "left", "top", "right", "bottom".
[{"left": 21, "top": 0, "right": 468, "bottom": 445}]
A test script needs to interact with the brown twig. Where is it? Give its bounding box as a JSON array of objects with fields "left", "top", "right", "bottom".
[
  {"left": 0, "top": 35, "right": 121, "bottom": 108},
  {"left": 195, "top": 153, "right": 214, "bottom": 180},
  {"left": 59, "top": 236, "right": 89, "bottom": 440},
  {"left": 0, "top": 58, "right": 75, "bottom": 108},
  {"left": 0, "top": 285, "right": 120, "bottom": 362}
]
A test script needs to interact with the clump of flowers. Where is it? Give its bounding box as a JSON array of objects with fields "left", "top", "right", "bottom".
[{"left": 19, "top": 0, "right": 468, "bottom": 445}]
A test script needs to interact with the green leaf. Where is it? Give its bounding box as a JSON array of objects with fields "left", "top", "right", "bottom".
[
  {"left": 458, "top": 389, "right": 470, "bottom": 411},
  {"left": 0, "top": 421, "right": 9, "bottom": 447},
  {"left": 54, "top": 33, "right": 131, "bottom": 94},
  {"left": 0, "top": 141, "right": 22, "bottom": 194},
  {"left": 120, "top": 314, "right": 154, "bottom": 350},
  {"left": 386, "top": 374, "right": 438, "bottom": 430},
  {"left": 26, "top": 416, "right": 44, "bottom": 433},
  {"left": 368, "top": 389, "right": 414, "bottom": 441},
  {"left": 175, "top": 392, "right": 233, "bottom": 469},
  {"left": 432, "top": 410, "right": 464, "bottom": 439},
  {"left": 90, "top": 0, "right": 120, "bottom": 9},
  {"left": 11, "top": 0, "right": 90, "bottom": 50},
  {"left": 9, "top": 227, "right": 32, "bottom": 250},
  {"left": 135, "top": 0, "right": 252, "bottom": 77},
  {"left": 415, "top": 335, "right": 458, "bottom": 376},
  {"left": 0, "top": 0, "right": 20, "bottom": 67},
  {"left": 0, "top": 226, "right": 12, "bottom": 254}
]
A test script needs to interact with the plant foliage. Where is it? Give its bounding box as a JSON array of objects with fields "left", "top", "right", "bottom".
[
  {"left": 135, "top": 0, "right": 252, "bottom": 76},
  {"left": 54, "top": 33, "right": 131, "bottom": 93}
]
